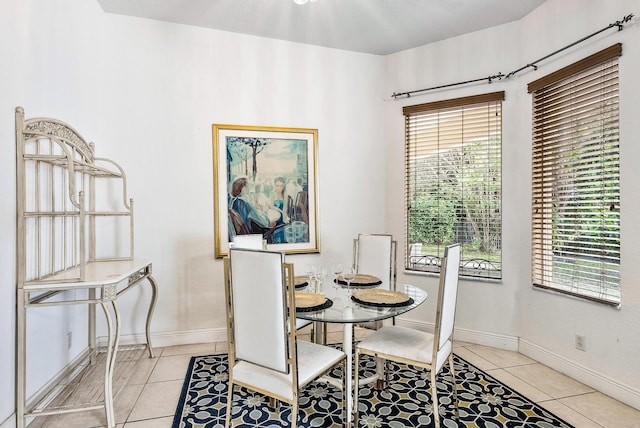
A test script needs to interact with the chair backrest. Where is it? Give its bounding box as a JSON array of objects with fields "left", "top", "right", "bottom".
[
  {"left": 226, "top": 248, "right": 290, "bottom": 373},
  {"left": 231, "top": 233, "right": 266, "bottom": 249},
  {"left": 353, "top": 234, "right": 396, "bottom": 290},
  {"left": 432, "top": 244, "right": 461, "bottom": 365}
]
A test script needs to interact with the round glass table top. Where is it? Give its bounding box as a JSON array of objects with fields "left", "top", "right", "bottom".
[{"left": 294, "top": 282, "right": 427, "bottom": 324}]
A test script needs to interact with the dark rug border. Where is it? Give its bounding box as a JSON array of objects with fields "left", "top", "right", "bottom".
[
  {"left": 172, "top": 352, "right": 200, "bottom": 427},
  {"left": 172, "top": 350, "right": 575, "bottom": 428}
]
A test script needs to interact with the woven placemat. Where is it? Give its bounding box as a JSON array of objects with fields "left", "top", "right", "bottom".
[
  {"left": 295, "top": 294, "right": 333, "bottom": 312},
  {"left": 294, "top": 276, "right": 308, "bottom": 289},
  {"left": 335, "top": 273, "right": 382, "bottom": 286},
  {"left": 351, "top": 289, "right": 413, "bottom": 308}
]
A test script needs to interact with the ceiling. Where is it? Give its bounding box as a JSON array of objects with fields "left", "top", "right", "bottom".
[{"left": 97, "top": 0, "right": 546, "bottom": 56}]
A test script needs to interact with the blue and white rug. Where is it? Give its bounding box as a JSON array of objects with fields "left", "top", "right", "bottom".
[{"left": 172, "top": 352, "right": 574, "bottom": 427}]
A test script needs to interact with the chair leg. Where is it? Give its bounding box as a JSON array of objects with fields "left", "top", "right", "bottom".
[
  {"left": 375, "top": 357, "right": 386, "bottom": 389},
  {"left": 323, "top": 322, "right": 327, "bottom": 345},
  {"left": 353, "top": 351, "right": 360, "bottom": 425},
  {"left": 449, "top": 353, "right": 459, "bottom": 420},
  {"left": 225, "top": 382, "right": 234, "bottom": 428},
  {"left": 342, "top": 359, "right": 348, "bottom": 428},
  {"left": 291, "top": 402, "right": 298, "bottom": 428},
  {"left": 431, "top": 369, "right": 440, "bottom": 428},
  {"left": 385, "top": 359, "right": 390, "bottom": 388}
]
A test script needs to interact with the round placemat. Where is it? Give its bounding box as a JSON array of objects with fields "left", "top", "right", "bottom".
[
  {"left": 335, "top": 273, "right": 382, "bottom": 286},
  {"left": 296, "top": 298, "right": 333, "bottom": 312},
  {"left": 294, "top": 276, "right": 309, "bottom": 289},
  {"left": 351, "top": 289, "right": 414, "bottom": 308}
]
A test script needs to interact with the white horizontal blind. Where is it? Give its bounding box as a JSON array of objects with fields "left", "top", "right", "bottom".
[
  {"left": 404, "top": 92, "right": 503, "bottom": 279},
  {"left": 530, "top": 44, "right": 621, "bottom": 305}
]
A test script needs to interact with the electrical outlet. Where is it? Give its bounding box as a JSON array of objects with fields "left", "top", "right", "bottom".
[
  {"left": 67, "top": 331, "right": 73, "bottom": 350},
  {"left": 575, "top": 334, "right": 586, "bottom": 351}
]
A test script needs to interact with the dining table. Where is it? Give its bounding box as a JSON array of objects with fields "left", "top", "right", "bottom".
[{"left": 294, "top": 277, "right": 428, "bottom": 422}]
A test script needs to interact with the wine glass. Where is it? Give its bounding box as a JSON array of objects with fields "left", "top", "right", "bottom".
[
  {"left": 315, "top": 267, "right": 327, "bottom": 293},
  {"left": 330, "top": 263, "right": 343, "bottom": 291},
  {"left": 343, "top": 267, "right": 356, "bottom": 300},
  {"left": 328, "top": 263, "right": 343, "bottom": 306},
  {"left": 304, "top": 264, "right": 316, "bottom": 291}
]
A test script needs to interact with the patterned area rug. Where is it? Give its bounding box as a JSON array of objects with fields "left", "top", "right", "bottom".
[{"left": 172, "top": 352, "right": 574, "bottom": 427}]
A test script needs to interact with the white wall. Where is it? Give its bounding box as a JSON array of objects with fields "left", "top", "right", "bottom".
[
  {"left": 2, "top": 0, "right": 640, "bottom": 425},
  {"left": 0, "top": 0, "right": 386, "bottom": 424},
  {"left": 385, "top": 0, "right": 640, "bottom": 410}
]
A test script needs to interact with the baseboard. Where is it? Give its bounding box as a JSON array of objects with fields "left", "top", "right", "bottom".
[
  {"left": 396, "top": 318, "right": 520, "bottom": 352},
  {"left": 96, "top": 327, "right": 228, "bottom": 349},
  {"left": 398, "top": 319, "right": 639, "bottom": 410},
  {"left": 110, "top": 323, "right": 521, "bottom": 353},
  {"left": 0, "top": 319, "right": 520, "bottom": 428},
  {"left": 519, "top": 338, "right": 640, "bottom": 411},
  {"left": 6, "top": 348, "right": 94, "bottom": 428},
  {"left": 100, "top": 325, "right": 639, "bottom": 412},
  {"left": 3, "top": 328, "right": 230, "bottom": 427},
  {"left": 453, "top": 326, "right": 520, "bottom": 351}
]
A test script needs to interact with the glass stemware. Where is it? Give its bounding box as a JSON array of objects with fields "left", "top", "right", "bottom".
[
  {"left": 329, "top": 263, "right": 344, "bottom": 306},
  {"left": 304, "top": 264, "right": 316, "bottom": 291},
  {"left": 330, "top": 263, "right": 343, "bottom": 290},
  {"left": 315, "top": 267, "right": 327, "bottom": 293},
  {"left": 343, "top": 267, "right": 356, "bottom": 302}
]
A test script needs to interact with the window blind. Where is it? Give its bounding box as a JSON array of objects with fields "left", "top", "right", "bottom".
[
  {"left": 404, "top": 92, "right": 504, "bottom": 279},
  {"left": 530, "top": 44, "right": 621, "bottom": 305}
]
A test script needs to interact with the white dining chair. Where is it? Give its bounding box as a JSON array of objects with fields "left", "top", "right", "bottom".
[
  {"left": 352, "top": 233, "right": 397, "bottom": 330},
  {"left": 353, "top": 233, "right": 396, "bottom": 291},
  {"left": 223, "top": 248, "right": 347, "bottom": 428},
  {"left": 354, "top": 243, "right": 461, "bottom": 428},
  {"left": 230, "top": 234, "right": 313, "bottom": 337},
  {"left": 231, "top": 233, "right": 266, "bottom": 249}
]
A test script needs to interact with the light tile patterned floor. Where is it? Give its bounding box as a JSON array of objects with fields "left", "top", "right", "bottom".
[{"left": 27, "top": 327, "right": 640, "bottom": 427}]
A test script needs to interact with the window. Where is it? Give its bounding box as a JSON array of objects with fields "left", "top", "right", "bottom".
[
  {"left": 404, "top": 91, "right": 504, "bottom": 280},
  {"left": 529, "top": 44, "right": 621, "bottom": 305}
]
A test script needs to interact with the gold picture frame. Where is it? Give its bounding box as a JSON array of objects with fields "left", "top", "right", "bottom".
[{"left": 213, "top": 124, "right": 320, "bottom": 258}]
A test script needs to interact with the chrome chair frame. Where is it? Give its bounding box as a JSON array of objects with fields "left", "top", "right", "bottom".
[
  {"left": 229, "top": 234, "right": 313, "bottom": 338},
  {"left": 354, "top": 244, "right": 461, "bottom": 428},
  {"left": 352, "top": 233, "right": 397, "bottom": 330},
  {"left": 230, "top": 233, "right": 267, "bottom": 249},
  {"left": 223, "top": 248, "right": 347, "bottom": 428},
  {"left": 352, "top": 233, "right": 397, "bottom": 291}
]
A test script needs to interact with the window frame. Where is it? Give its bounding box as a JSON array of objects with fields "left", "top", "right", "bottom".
[
  {"left": 529, "top": 44, "right": 621, "bottom": 306},
  {"left": 403, "top": 91, "right": 504, "bottom": 280}
]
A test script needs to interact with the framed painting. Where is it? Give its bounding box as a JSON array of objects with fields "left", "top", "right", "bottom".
[{"left": 213, "top": 124, "right": 320, "bottom": 258}]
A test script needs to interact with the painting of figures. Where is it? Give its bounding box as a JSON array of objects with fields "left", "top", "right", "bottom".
[{"left": 213, "top": 124, "right": 319, "bottom": 257}]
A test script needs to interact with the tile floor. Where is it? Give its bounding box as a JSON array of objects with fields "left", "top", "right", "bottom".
[{"left": 27, "top": 327, "right": 640, "bottom": 428}]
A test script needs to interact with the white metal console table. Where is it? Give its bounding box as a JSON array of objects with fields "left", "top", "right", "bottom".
[{"left": 15, "top": 107, "right": 158, "bottom": 428}]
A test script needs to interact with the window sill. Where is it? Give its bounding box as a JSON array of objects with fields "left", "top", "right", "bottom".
[
  {"left": 403, "top": 269, "right": 503, "bottom": 284},
  {"left": 532, "top": 284, "right": 621, "bottom": 308}
]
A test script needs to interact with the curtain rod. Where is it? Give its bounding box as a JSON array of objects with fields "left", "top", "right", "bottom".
[{"left": 391, "top": 13, "right": 634, "bottom": 99}]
